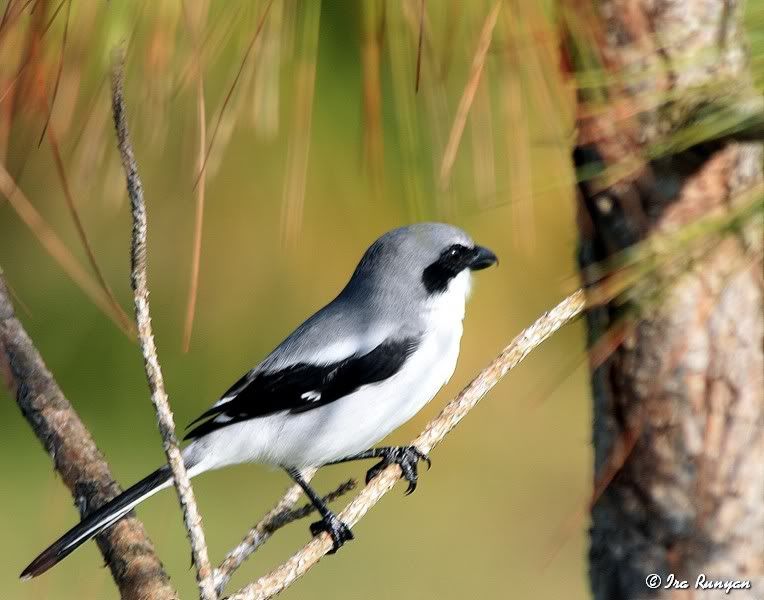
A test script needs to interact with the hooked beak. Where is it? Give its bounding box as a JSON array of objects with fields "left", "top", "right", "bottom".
[{"left": 469, "top": 245, "right": 498, "bottom": 270}]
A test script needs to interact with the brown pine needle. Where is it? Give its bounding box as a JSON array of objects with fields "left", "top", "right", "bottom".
[
  {"left": 193, "top": 0, "right": 274, "bottom": 191},
  {"left": 539, "top": 419, "right": 641, "bottom": 571},
  {"left": 0, "top": 1, "right": 13, "bottom": 37},
  {"left": 360, "top": 0, "right": 384, "bottom": 180},
  {"left": 182, "top": 0, "right": 208, "bottom": 353},
  {"left": 503, "top": 7, "right": 535, "bottom": 253},
  {"left": 2, "top": 275, "right": 33, "bottom": 317},
  {"left": 438, "top": 1, "right": 501, "bottom": 190},
  {"left": 43, "top": 0, "right": 67, "bottom": 32},
  {"left": 0, "top": 0, "right": 67, "bottom": 105},
  {"left": 415, "top": 0, "right": 425, "bottom": 92},
  {"left": 46, "top": 124, "right": 134, "bottom": 336},
  {"left": 539, "top": 314, "right": 694, "bottom": 569},
  {"left": 280, "top": 0, "right": 321, "bottom": 246},
  {"left": 37, "top": 0, "right": 71, "bottom": 147},
  {"left": 0, "top": 161, "right": 133, "bottom": 336}
]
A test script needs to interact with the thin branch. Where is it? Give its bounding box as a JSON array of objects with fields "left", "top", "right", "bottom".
[
  {"left": 0, "top": 271, "right": 177, "bottom": 600},
  {"left": 438, "top": 1, "right": 501, "bottom": 190},
  {"left": 228, "top": 290, "right": 586, "bottom": 600},
  {"left": 213, "top": 468, "right": 315, "bottom": 593},
  {"left": 110, "top": 47, "right": 217, "bottom": 600},
  {"left": 213, "top": 470, "right": 359, "bottom": 594},
  {"left": 265, "top": 480, "right": 357, "bottom": 532}
]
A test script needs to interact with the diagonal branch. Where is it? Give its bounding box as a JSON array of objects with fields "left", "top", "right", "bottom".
[
  {"left": 213, "top": 470, "right": 358, "bottom": 595},
  {"left": 228, "top": 289, "right": 586, "bottom": 600},
  {"left": 110, "top": 47, "right": 217, "bottom": 600},
  {"left": 0, "top": 270, "right": 178, "bottom": 600}
]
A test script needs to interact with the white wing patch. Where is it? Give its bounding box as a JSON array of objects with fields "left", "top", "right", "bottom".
[
  {"left": 301, "top": 390, "right": 322, "bottom": 403},
  {"left": 311, "top": 339, "right": 362, "bottom": 364},
  {"left": 310, "top": 326, "right": 393, "bottom": 365},
  {"left": 212, "top": 394, "right": 237, "bottom": 408}
]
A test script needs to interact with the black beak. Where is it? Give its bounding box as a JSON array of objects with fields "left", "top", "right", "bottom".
[{"left": 469, "top": 245, "right": 498, "bottom": 270}]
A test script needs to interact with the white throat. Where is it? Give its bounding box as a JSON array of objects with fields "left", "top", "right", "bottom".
[{"left": 424, "top": 270, "right": 472, "bottom": 324}]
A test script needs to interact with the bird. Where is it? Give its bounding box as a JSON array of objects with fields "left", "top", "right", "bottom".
[{"left": 21, "top": 222, "right": 497, "bottom": 580}]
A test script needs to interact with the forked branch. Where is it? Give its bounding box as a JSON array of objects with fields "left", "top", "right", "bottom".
[
  {"left": 228, "top": 290, "right": 586, "bottom": 600},
  {"left": 213, "top": 471, "right": 358, "bottom": 594}
]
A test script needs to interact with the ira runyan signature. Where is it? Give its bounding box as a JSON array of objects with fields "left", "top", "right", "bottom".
[{"left": 663, "top": 573, "right": 752, "bottom": 594}]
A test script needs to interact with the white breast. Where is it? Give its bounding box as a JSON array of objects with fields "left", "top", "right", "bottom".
[{"left": 188, "top": 272, "right": 472, "bottom": 471}]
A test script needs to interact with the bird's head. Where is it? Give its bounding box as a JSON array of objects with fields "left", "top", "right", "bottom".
[{"left": 348, "top": 223, "right": 498, "bottom": 301}]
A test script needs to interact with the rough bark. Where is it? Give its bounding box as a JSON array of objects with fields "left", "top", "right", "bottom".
[
  {"left": 566, "top": 1, "right": 764, "bottom": 599},
  {"left": 0, "top": 272, "right": 178, "bottom": 600}
]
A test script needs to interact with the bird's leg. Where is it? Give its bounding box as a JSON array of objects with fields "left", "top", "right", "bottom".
[
  {"left": 327, "top": 446, "right": 431, "bottom": 495},
  {"left": 285, "top": 467, "right": 353, "bottom": 553}
]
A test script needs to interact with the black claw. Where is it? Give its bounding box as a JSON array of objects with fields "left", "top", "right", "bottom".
[
  {"left": 310, "top": 515, "right": 354, "bottom": 554},
  {"left": 400, "top": 461, "right": 418, "bottom": 495},
  {"left": 364, "top": 446, "right": 431, "bottom": 495}
]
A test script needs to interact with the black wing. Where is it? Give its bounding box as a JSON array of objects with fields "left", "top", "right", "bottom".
[{"left": 184, "top": 336, "right": 420, "bottom": 440}]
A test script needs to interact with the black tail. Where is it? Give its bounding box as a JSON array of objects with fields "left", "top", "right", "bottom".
[{"left": 20, "top": 466, "right": 172, "bottom": 580}]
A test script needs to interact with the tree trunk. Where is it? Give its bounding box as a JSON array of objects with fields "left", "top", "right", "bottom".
[{"left": 564, "top": 1, "right": 764, "bottom": 598}]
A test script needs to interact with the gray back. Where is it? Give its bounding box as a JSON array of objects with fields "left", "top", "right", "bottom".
[{"left": 257, "top": 223, "right": 473, "bottom": 371}]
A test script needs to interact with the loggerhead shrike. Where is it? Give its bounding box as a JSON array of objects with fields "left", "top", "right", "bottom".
[{"left": 21, "top": 222, "right": 497, "bottom": 579}]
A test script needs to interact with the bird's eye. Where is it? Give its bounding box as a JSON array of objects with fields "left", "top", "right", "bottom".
[{"left": 446, "top": 244, "right": 467, "bottom": 259}]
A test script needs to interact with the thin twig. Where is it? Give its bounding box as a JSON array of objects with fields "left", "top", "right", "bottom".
[
  {"left": 228, "top": 290, "right": 586, "bottom": 600},
  {"left": 0, "top": 271, "right": 177, "bottom": 600},
  {"left": 270, "top": 480, "right": 357, "bottom": 528},
  {"left": 213, "top": 468, "right": 316, "bottom": 593},
  {"left": 438, "top": 1, "right": 501, "bottom": 190},
  {"left": 110, "top": 47, "right": 217, "bottom": 600},
  {"left": 213, "top": 470, "right": 359, "bottom": 594}
]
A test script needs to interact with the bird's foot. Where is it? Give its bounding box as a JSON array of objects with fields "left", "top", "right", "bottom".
[
  {"left": 310, "top": 514, "right": 354, "bottom": 554},
  {"left": 365, "top": 445, "right": 431, "bottom": 495}
]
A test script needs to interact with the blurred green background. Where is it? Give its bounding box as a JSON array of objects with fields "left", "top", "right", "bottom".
[{"left": 0, "top": 2, "right": 593, "bottom": 599}]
